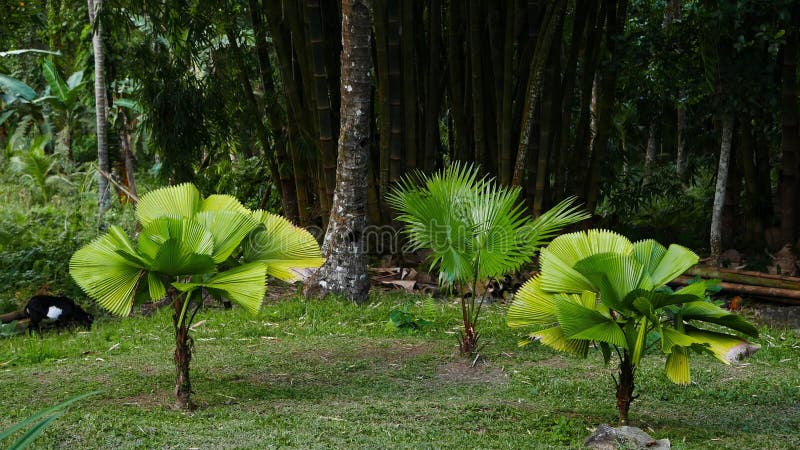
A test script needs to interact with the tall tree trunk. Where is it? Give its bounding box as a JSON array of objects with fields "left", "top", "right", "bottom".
[
  {"left": 387, "top": 0, "right": 404, "bottom": 182},
  {"left": 644, "top": 120, "right": 657, "bottom": 185},
  {"left": 306, "top": 0, "right": 338, "bottom": 224},
  {"left": 676, "top": 105, "right": 686, "bottom": 177},
  {"left": 512, "top": 0, "right": 563, "bottom": 187},
  {"left": 497, "top": 0, "right": 518, "bottom": 185},
  {"left": 88, "top": 0, "right": 110, "bottom": 216},
  {"left": 248, "top": 0, "right": 299, "bottom": 223},
  {"left": 446, "top": 0, "right": 471, "bottom": 162},
  {"left": 423, "top": 0, "right": 443, "bottom": 173},
  {"left": 711, "top": 117, "right": 734, "bottom": 266},
  {"left": 304, "top": 0, "right": 372, "bottom": 302},
  {"left": 585, "top": 0, "right": 628, "bottom": 213},
  {"left": 118, "top": 110, "right": 137, "bottom": 202},
  {"left": 400, "top": 0, "right": 417, "bottom": 171},
  {"left": 779, "top": 10, "right": 800, "bottom": 246}
]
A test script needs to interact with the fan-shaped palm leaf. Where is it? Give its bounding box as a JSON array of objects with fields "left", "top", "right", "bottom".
[
  {"left": 70, "top": 231, "right": 146, "bottom": 316},
  {"left": 196, "top": 210, "right": 260, "bottom": 263},
  {"left": 172, "top": 262, "right": 267, "bottom": 314},
  {"left": 243, "top": 211, "right": 325, "bottom": 282},
  {"left": 506, "top": 276, "right": 557, "bottom": 327},
  {"left": 136, "top": 183, "right": 202, "bottom": 226}
]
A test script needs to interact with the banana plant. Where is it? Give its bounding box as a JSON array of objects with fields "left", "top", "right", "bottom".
[
  {"left": 70, "top": 183, "right": 324, "bottom": 409},
  {"left": 389, "top": 163, "right": 589, "bottom": 355},
  {"left": 10, "top": 135, "right": 71, "bottom": 203},
  {"left": 507, "top": 229, "right": 759, "bottom": 424}
]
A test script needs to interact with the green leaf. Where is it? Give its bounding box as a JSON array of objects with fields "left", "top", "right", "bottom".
[
  {"left": 507, "top": 276, "right": 556, "bottom": 327},
  {"left": 136, "top": 183, "right": 202, "bottom": 227},
  {"left": 554, "top": 300, "right": 627, "bottom": 347},
  {"left": 538, "top": 248, "right": 595, "bottom": 293},
  {"left": 195, "top": 210, "right": 259, "bottom": 263},
  {"left": 530, "top": 326, "right": 589, "bottom": 357},
  {"left": 0, "top": 392, "right": 98, "bottom": 443},
  {"left": 173, "top": 262, "right": 267, "bottom": 315},
  {"left": 630, "top": 317, "right": 649, "bottom": 366},
  {"left": 649, "top": 244, "right": 698, "bottom": 286},
  {"left": 42, "top": 59, "right": 68, "bottom": 102},
  {"left": 200, "top": 194, "right": 250, "bottom": 214},
  {"left": 0, "top": 74, "right": 36, "bottom": 101},
  {"left": 660, "top": 326, "right": 704, "bottom": 354},
  {"left": 147, "top": 272, "right": 166, "bottom": 301},
  {"left": 573, "top": 253, "right": 650, "bottom": 312},
  {"left": 684, "top": 327, "right": 760, "bottom": 364},
  {"left": 70, "top": 232, "right": 146, "bottom": 316},
  {"left": 243, "top": 211, "right": 324, "bottom": 282},
  {"left": 545, "top": 229, "right": 633, "bottom": 267},
  {"left": 149, "top": 238, "right": 217, "bottom": 276},
  {"left": 632, "top": 239, "right": 667, "bottom": 275},
  {"left": 65, "top": 71, "right": 84, "bottom": 89},
  {"left": 665, "top": 346, "right": 691, "bottom": 384},
  {"left": 681, "top": 301, "right": 759, "bottom": 337}
]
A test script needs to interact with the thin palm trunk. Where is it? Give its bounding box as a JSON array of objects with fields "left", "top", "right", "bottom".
[
  {"left": 172, "top": 290, "right": 193, "bottom": 410},
  {"left": 88, "top": 0, "right": 110, "bottom": 216},
  {"left": 615, "top": 350, "right": 635, "bottom": 425}
]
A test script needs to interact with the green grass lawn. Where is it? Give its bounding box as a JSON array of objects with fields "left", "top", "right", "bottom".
[{"left": 1, "top": 293, "right": 798, "bottom": 449}]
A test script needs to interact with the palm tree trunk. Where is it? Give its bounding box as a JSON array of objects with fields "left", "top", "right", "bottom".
[
  {"left": 304, "top": 0, "right": 372, "bottom": 302},
  {"left": 88, "top": 0, "right": 110, "bottom": 216},
  {"left": 172, "top": 291, "right": 193, "bottom": 410},
  {"left": 711, "top": 116, "right": 734, "bottom": 266},
  {"left": 615, "top": 350, "right": 635, "bottom": 425}
]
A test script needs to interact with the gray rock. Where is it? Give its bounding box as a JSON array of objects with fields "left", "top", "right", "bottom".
[{"left": 584, "top": 424, "right": 670, "bottom": 449}]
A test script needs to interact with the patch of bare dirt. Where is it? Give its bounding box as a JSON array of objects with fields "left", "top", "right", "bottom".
[{"left": 435, "top": 360, "right": 508, "bottom": 384}]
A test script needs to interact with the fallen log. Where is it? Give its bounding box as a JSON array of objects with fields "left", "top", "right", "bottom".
[
  {"left": 687, "top": 266, "right": 800, "bottom": 291},
  {"left": 0, "top": 309, "right": 26, "bottom": 324},
  {"left": 671, "top": 276, "right": 800, "bottom": 306}
]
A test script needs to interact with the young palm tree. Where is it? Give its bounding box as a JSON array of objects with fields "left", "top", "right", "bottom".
[
  {"left": 507, "top": 229, "right": 759, "bottom": 424},
  {"left": 70, "top": 183, "right": 324, "bottom": 409},
  {"left": 389, "top": 163, "right": 589, "bottom": 355}
]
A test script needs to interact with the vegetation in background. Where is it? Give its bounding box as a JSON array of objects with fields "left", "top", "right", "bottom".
[
  {"left": 389, "top": 163, "right": 589, "bottom": 355},
  {"left": 507, "top": 230, "right": 760, "bottom": 424}
]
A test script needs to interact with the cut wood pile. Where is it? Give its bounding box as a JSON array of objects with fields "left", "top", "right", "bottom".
[{"left": 671, "top": 266, "right": 800, "bottom": 305}]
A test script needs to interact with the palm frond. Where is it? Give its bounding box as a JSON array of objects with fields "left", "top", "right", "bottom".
[
  {"left": 507, "top": 276, "right": 557, "bottom": 327},
  {"left": 545, "top": 229, "right": 633, "bottom": 268},
  {"left": 243, "top": 211, "right": 324, "bottom": 282},
  {"left": 664, "top": 346, "right": 691, "bottom": 384},
  {"left": 520, "top": 196, "right": 591, "bottom": 252},
  {"left": 648, "top": 244, "right": 698, "bottom": 287},
  {"left": 136, "top": 183, "right": 202, "bottom": 226},
  {"left": 200, "top": 194, "right": 250, "bottom": 214},
  {"left": 538, "top": 248, "right": 595, "bottom": 293},
  {"left": 680, "top": 301, "right": 759, "bottom": 337},
  {"left": 196, "top": 210, "right": 260, "bottom": 263},
  {"left": 70, "top": 232, "right": 146, "bottom": 316},
  {"left": 173, "top": 262, "right": 267, "bottom": 315},
  {"left": 573, "top": 253, "right": 650, "bottom": 312},
  {"left": 530, "top": 326, "right": 589, "bottom": 357},
  {"left": 684, "top": 327, "right": 761, "bottom": 364},
  {"left": 554, "top": 300, "right": 627, "bottom": 347}
]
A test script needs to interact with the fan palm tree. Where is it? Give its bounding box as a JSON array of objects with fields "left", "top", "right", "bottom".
[
  {"left": 70, "top": 183, "right": 324, "bottom": 409},
  {"left": 389, "top": 163, "right": 589, "bottom": 355},
  {"left": 507, "top": 229, "right": 759, "bottom": 424}
]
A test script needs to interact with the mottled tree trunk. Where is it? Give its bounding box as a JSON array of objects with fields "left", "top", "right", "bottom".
[
  {"left": 304, "top": 0, "right": 371, "bottom": 302},
  {"left": 711, "top": 117, "right": 734, "bottom": 266},
  {"left": 644, "top": 121, "right": 657, "bottom": 185},
  {"left": 88, "top": 0, "right": 110, "bottom": 216}
]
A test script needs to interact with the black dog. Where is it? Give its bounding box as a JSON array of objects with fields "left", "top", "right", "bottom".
[{"left": 24, "top": 295, "right": 93, "bottom": 335}]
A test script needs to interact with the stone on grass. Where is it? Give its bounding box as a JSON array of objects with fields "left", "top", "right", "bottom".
[{"left": 584, "top": 424, "right": 670, "bottom": 449}]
